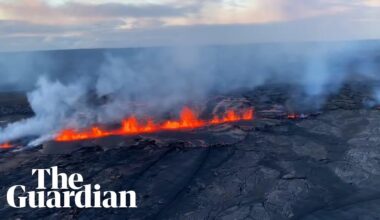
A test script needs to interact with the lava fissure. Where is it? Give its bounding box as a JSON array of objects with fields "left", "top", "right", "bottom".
[
  {"left": 55, "top": 107, "right": 254, "bottom": 142},
  {"left": 0, "top": 142, "right": 12, "bottom": 149}
]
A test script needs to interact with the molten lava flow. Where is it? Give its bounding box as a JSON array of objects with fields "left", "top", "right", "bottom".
[
  {"left": 287, "top": 113, "right": 299, "bottom": 120},
  {"left": 162, "top": 107, "right": 205, "bottom": 129},
  {"left": 0, "top": 142, "right": 12, "bottom": 149},
  {"left": 287, "top": 113, "right": 308, "bottom": 120},
  {"left": 55, "top": 107, "right": 254, "bottom": 142}
]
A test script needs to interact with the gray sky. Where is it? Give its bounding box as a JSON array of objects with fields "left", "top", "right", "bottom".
[{"left": 1, "top": 0, "right": 380, "bottom": 51}]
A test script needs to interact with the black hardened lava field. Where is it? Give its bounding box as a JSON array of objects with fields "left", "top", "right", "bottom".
[{"left": 1, "top": 82, "right": 380, "bottom": 219}]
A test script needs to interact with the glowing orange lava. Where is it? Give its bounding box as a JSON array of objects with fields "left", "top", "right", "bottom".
[
  {"left": 0, "top": 142, "right": 12, "bottom": 149},
  {"left": 55, "top": 107, "right": 254, "bottom": 142},
  {"left": 287, "top": 113, "right": 299, "bottom": 120}
]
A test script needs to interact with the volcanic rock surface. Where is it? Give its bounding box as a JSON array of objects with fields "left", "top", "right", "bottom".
[{"left": 1, "top": 83, "right": 380, "bottom": 219}]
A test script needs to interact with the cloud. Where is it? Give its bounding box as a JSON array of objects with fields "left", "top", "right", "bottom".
[
  {"left": 61, "top": 2, "right": 198, "bottom": 18},
  {"left": 0, "top": 0, "right": 379, "bottom": 51},
  {"left": 363, "top": 0, "right": 380, "bottom": 7},
  {"left": 0, "top": 0, "right": 199, "bottom": 25}
]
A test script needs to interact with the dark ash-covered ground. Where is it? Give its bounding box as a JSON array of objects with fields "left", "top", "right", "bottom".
[{"left": 1, "top": 83, "right": 380, "bottom": 220}]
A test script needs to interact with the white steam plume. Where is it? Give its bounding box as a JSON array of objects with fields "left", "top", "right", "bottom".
[{"left": 0, "top": 42, "right": 379, "bottom": 145}]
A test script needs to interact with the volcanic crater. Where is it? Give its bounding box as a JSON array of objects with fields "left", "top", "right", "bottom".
[{"left": 1, "top": 82, "right": 380, "bottom": 219}]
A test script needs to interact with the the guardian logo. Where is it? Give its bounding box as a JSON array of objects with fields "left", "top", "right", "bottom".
[{"left": 6, "top": 166, "right": 137, "bottom": 208}]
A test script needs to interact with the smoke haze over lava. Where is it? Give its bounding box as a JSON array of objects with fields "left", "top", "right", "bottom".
[{"left": 0, "top": 41, "right": 380, "bottom": 145}]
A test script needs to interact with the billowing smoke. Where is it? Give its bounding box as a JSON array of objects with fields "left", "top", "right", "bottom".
[
  {"left": 0, "top": 77, "right": 89, "bottom": 144},
  {"left": 0, "top": 41, "right": 379, "bottom": 145}
]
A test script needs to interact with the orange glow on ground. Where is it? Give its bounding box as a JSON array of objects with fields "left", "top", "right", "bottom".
[
  {"left": 55, "top": 106, "right": 254, "bottom": 142},
  {"left": 0, "top": 142, "right": 13, "bottom": 149}
]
